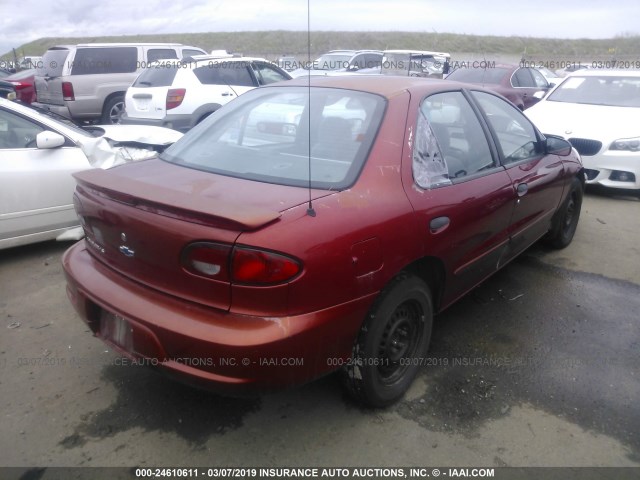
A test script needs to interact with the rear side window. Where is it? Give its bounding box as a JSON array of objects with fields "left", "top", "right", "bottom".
[
  {"left": 71, "top": 47, "right": 138, "bottom": 75},
  {"left": 132, "top": 64, "right": 179, "bottom": 87},
  {"left": 147, "top": 49, "right": 178, "bottom": 63},
  {"left": 38, "top": 48, "right": 70, "bottom": 77},
  {"left": 193, "top": 62, "right": 255, "bottom": 87}
]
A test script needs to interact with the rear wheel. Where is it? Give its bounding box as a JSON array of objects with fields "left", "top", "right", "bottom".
[
  {"left": 102, "top": 95, "right": 125, "bottom": 124},
  {"left": 342, "top": 273, "right": 433, "bottom": 407},
  {"left": 545, "top": 176, "right": 583, "bottom": 249}
]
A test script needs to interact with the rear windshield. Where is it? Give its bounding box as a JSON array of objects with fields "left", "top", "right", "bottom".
[
  {"left": 161, "top": 86, "right": 386, "bottom": 190},
  {"left": 547, "top": 75, "right": 640, "bottom": 107},
  {"left": 447, "top": 67, "right": 510, "bottom": 84},
  {"left": 37, "top": 48, "right": 70, "bottom": 77},
  {"left": 132, "top": 63, "right": 179, "bottom": 87}
]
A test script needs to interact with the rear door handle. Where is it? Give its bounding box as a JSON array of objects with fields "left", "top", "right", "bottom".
[
  {"left": 429, "top": 216, "right": 450, "bottom": 234},
  {"left": 516, "top": 183, "right": 528, "bottom": 197}
]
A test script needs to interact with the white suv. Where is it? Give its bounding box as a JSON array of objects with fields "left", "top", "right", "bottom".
[{"left": 121, "top": 56, "right": 292, "bottom": 132}]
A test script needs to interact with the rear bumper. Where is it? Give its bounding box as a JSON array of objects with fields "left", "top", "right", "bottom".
[
  {"left": 62, "top": 242, "right": 373, "bottom": 394},
  {"left": 32, "top": 102, "right": 72, "bottom": 119},
  {"left": 121, "top": 113, "right": 194, "bottom": 133}
]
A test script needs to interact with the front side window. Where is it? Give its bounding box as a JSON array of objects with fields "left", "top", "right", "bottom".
[
  {"left": 471, "top": 91, "right": 542, "bottom": 164},
  {"left": 530, "top": 68, "right": 549, "bottom": 88},
  {"left": 161, "top": 87, "right": 385, "bottom": 190},
  {"left": 0, "top": 108, "right": 44, "bottom": 149},
  {"left": 414, "top": 91, "right": 494, "bottom": 189},
  {"left": 252, "top": 63, "right": 289, "bottom": 85},
  {"left": 512, "top": 68, "right": 534, "bottom": 88}
]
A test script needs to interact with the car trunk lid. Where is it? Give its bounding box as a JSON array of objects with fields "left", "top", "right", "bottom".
[
  {"left": 125, "top": 86, "right": 171, "bottom": 120},
  {"left": 73, "top": 159, "right": 328, "bottom": 310}
]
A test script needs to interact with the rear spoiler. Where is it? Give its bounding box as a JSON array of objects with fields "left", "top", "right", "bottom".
[{"left": 74, "top": 169, "right": 281, "bottom": 231}]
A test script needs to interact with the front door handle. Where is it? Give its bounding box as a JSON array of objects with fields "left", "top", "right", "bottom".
[{"left": 516, "top": 183, "right": 528, "bottom": 197}]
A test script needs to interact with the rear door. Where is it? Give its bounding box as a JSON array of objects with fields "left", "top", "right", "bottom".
[
  {"left": 0, "top": 106, "right": 88, "bottom": 240},
  {"left": 470, "top": 90, "right": 565, "bottom": 263},
  {"left": 511, "top": 67, "right": 548, "bottom": 109},
  {"left": 402, "top": 90, "right": 515, "bottom": 305}
]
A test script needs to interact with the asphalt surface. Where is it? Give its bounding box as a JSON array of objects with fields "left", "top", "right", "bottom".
[{"left": 1, "top": 187, "right": 639, "bottom": 475}]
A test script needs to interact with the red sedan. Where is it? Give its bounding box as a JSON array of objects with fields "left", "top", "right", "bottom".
[
  {"left": 63, "top": 76, "right": 583, "bottom": 407},
  {"left": 446, "top": 64, "right": 551, "bottom": 110},
  {"left": 4, "top": 68, "right": 36, "bottom": 104}
]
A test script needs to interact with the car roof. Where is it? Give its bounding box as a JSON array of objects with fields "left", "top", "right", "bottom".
[
  {"left": 155, "top": 56, "right": 269, "bottom": 67},
  {"left": 284, "top": 74, "right": 466, "bottom": 98},
  {"left": 566, "top": 69, "right": 640, "bottom": 78},
  {"left": 384, "top": 49, "right": 451, "bottom": 57}
]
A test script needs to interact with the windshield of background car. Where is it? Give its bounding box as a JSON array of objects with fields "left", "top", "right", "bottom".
[
  {"left": 161, "top": 86, "right": 386, "bottom": 190},
  {"left": 312, "top": 54, "right": 353, "bottom": 70},
  {"left": 37, "top": 48, "right": 70, "bottom": 77},
  {"left": 446, "top": 67, "right": 509, "bottom": 84},
  {"left": 547, "top": 75, "right": 640, "bottom": 107}
]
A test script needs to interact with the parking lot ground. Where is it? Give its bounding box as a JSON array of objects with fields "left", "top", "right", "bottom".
[{"left": 1, "top": 189, "right": 638, "bottom": 472}]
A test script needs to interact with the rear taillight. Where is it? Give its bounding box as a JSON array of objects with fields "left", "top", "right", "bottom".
[
  {"left": 9, "top": 81, "right": 27, "bottom": 90},
  {"left": 61, "top": 82, "right": 74, "bottom": 101},
  {"left": 182, "top": 242, "right": 232, "bottom": 281},
  {"left": 232, "top": 247, "right": 301, "bottom": 285},
  {"left": 166, "top": 88, "right": 186, "bottom": 110},
  {"left": 181, "top": 242, "right": 301, "bottom": 285}
]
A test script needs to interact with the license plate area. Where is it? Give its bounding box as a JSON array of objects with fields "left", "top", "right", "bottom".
[{"left": 100, "top": 310, "right": 134, "bottom": 352}]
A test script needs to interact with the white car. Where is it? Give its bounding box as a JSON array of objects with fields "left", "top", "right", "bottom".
[
  {"left": 289, "top": 50, "right": 383, "bottom": 78},
  {"left": 0, "top": 98, "right": 183, "bottom": 249},
  {"left": 121, "top": 56, "right": 292, "bottom": 132},
  {"left": 526, "top": 70, "right": 640, "bottom": 193}
]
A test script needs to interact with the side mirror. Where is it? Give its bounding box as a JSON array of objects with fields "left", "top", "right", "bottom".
[
  {"left": 533, "top": 91, "right": 546, "bottom": 100},
  {"left": 348, "top": 64, "right": 359, "bottom": 71},
  {"left": 545, "top": 135, "right": 572, "bottom": 156},
  {"left": 36, "top": 131, "right": 66, "bottom": 149}
]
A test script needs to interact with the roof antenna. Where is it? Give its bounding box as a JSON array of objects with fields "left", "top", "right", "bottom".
[{"left": 306, "top": 0, "right": 316, "bottom": 217}]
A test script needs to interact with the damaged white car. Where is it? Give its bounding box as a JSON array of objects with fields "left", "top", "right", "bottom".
[{"left": 0, "top": 98, "right": 182, "bottom": 249}]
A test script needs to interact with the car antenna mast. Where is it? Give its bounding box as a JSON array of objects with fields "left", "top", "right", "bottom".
[{"left": 306, "top": 0, "right": 316, "bottom": 217}]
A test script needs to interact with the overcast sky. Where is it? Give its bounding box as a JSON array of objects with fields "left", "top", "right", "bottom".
[{"left": 2, "top": 0, "right": 639, "bottom": 57}]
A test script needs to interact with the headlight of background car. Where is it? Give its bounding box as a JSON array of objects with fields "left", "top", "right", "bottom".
[{"left": 610, "top": 137, "right": 640, "bottom": 152}]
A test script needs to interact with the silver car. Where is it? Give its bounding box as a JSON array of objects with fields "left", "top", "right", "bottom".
[
  {"left": 32, "top": 43, "right": 206, "bottom": 124},
  {"left": 0, "top": 98, "right": 182, "bottom": 249}
]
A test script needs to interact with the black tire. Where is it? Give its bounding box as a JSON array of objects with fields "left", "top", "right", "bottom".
[
  {"left": 545, "top": 176, "right": 584, "bottom": 249},
  {"left": 342, "top": 273, "right": 433, "bottom": 407},
  {"left": 101, "top": 95, "right": 125, "bottom": 124},
  {"left": 196, "top": 111, "right": 214, "bottom": 125}
]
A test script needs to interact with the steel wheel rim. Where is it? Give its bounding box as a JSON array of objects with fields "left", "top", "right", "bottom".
[{"left": 377, "top": 300, "right": 423, "bottom": 383}]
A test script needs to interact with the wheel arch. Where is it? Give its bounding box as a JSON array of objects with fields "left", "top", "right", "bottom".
[{"left": 399, "top": 256, "right": 446, "bottom": 314}]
